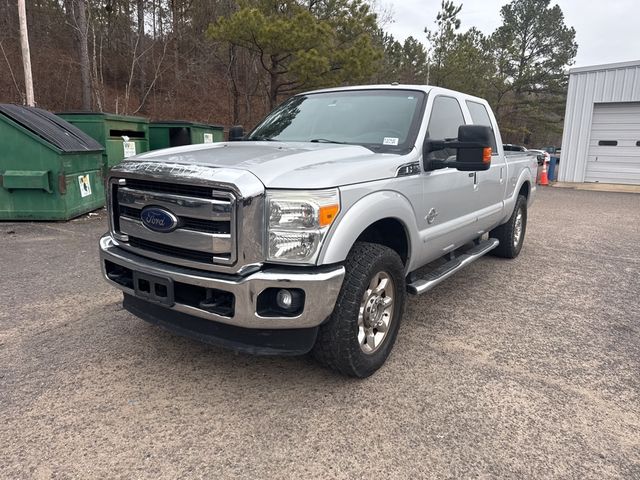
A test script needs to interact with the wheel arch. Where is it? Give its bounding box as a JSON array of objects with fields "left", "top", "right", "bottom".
[
  {"left": 355, "top": 218, "right": 410, "bottom": 265},
  {"left": 518, "top": 180, "right": 531, "bottom": 200},
  {"left": 500, "top": 169, "right": 534, "bottom": 224}
]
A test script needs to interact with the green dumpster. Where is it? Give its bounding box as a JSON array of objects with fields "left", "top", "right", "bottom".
[
  {"left": 56, "top": 112, "right": 149, "bottom": 170},
  {"left": 0, "top": 104, "right": 105, "bottom": 220},
  {"left": 149, "top": 121, "right": 224, "bottom": 151}
]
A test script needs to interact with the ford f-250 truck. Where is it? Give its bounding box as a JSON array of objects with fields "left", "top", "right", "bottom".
[{"left": 100, "top": 85, "right": 536, "bottom": 377}]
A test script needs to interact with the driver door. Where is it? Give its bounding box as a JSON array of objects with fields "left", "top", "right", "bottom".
[{"left": 418, "top": 95, "right": 481, "bottom": 263}]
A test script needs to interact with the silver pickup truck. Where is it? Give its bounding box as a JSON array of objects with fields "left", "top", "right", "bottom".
[{"left": 100, "top": 85, "right": 536, "bottom": 377}]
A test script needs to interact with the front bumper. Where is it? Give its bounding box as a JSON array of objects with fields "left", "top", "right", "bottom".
[
  {"left": 99, "top": 234, "right": 345, "bottom": 331},
  {"left": 122, "top": 294, "right": 322, "bottom": 355}
]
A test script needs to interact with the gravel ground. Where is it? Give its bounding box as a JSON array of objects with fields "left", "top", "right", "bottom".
[{"left": 1, "top": 187, "right": 639, "bottom": 479}]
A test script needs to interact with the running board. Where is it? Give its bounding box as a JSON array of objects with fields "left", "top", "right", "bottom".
[{"left": 406, "top": 238, "right": 499, "bottom": 295}]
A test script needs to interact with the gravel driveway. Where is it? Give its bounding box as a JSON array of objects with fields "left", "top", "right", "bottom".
[{"left": 1, "top": 187, "right": 639, "bottom": 479}]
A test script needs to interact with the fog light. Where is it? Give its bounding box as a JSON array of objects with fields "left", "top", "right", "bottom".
[
  {"left": 276, "top": 289, "right": 293, "bottom": 309},
  {"left": 257, "top": 287, "right": 305, "bottom": 317}
]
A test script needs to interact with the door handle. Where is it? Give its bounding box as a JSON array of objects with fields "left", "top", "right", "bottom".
[
  {"left": 469, "top": 171, "right": 478, "bottom": 191},
  {"left": 500, "top": 167, "right": 504, "bottom": 184}
]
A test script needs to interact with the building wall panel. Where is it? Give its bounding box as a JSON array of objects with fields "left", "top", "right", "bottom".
[{"left": 558, "top": 61, "right": 640, "bottom": 182}]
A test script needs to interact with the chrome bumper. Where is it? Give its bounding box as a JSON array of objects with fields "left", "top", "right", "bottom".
[{"left": 99, "top": 234, "right": 345, "bottom": 329}]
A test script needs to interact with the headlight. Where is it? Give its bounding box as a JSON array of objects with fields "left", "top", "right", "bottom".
[{"left": 266, "top": 189, "right": 340, "bottom": 263}]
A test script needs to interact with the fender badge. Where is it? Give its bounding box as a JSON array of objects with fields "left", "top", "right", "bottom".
[{"left": 426, "top": 208, "right": 438, "bottom": 225}]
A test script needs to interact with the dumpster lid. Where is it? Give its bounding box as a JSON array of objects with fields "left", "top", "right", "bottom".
[
  {"left": 0, "top": 104, "right": 104, "bottom": 152},
  {"left": 57, "top": 111, "right": 149, "bottom": 123},
  {"left": 150, "top": 120, "right": 224, "bottom": 129}
]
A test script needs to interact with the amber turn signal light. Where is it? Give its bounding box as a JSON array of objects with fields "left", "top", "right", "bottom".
[
  {"left": 483, "top": 147, "right": 492, "bottom": 163},
  {"left": 319, "top": 204, "right": 340, "bottom": 227}
]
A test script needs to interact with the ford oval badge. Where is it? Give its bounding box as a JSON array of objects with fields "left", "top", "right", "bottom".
[{"left": 140, "top": 206, "right": 179, "bottom": 233}]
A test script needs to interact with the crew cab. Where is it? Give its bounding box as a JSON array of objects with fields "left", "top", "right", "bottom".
[{"left": 100, "top": 85, "right": 536, "bottom": 377}]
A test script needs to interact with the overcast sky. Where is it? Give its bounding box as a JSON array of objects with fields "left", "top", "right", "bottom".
[{"left": 382, "top": 0, "right": 639, "bottom": 68}]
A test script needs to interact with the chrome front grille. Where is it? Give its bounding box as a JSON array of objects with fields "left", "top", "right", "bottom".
[
  {"left": 110, "top": 178, "right": 237, "bottom": 269},
  {"left": 118, "top": 206, "right": 229, "bottom": 234}
]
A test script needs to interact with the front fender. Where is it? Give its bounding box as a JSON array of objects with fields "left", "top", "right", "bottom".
[{"left": 317, "top": 190, "right": 420, "bottom": 271}]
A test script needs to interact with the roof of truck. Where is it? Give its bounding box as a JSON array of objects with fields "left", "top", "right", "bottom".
[
  {"left": 300, "top": 84, "right": 490, "bottom": 105},
  {"left": 304, "top": 84, "right": 432, "bottom": 94}
]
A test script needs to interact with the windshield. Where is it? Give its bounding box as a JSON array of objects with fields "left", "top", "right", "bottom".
[{"left": 247, "top": 89, "right": 426, "bottom": 153}]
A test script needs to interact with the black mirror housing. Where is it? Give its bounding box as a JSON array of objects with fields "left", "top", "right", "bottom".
[
  {"left": 454, "top": 125, "right": 493, "bottom": 171},
  {"left": 228, "top": 125, "right": 244, "bottom": 141},
  {"left": 424, "top": 125, "right": 493, "bottom": 172}
]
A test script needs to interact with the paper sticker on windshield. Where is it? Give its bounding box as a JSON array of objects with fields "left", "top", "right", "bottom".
[
  {"left": 383, "top": 137, "right": 399, "bottom": 146},
  {"left": 78, "top": 174, "right": 92, "bottom": 197}
]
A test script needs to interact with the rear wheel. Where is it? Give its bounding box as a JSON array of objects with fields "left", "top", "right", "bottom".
[
  {"left": 312, "top": 242, "right": 406, "bottom": 378},
  {"left": 490, "top": 194, "right": 527, "bottom": 258}
]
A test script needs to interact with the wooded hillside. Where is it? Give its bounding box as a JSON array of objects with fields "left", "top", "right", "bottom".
[{"left": 0, "top": 0, "right": 577, "bottom": 146}]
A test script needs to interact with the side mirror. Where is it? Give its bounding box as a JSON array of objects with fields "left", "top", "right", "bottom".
[
  {"left": 228, "top": 125, "right": 244, "bottom": 141},
  {"left": 424, "top": 125, "right": 493, "bottom": 172}
]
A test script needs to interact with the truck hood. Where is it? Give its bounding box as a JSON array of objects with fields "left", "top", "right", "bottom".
[{"left": 135, "top": 141, "right": 412, "bottom": 188}]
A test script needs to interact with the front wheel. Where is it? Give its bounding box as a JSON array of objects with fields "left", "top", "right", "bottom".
[
  {"left": 312, "top": 242, "right": 406, "bottom": 378},
  {"left": 490, "top": 194, "right": 528, "bottom": 258}
]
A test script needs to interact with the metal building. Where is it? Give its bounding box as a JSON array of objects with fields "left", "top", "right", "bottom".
[{"left": 559, "top": 60, "right": 640, "bottom": 185}]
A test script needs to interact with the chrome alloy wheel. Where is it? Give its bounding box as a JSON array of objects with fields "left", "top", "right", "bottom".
[
  {"left": 513, "top": 209, "right": 523, "bottom": 247},
  {"left": 358, "top": 271, "right": 395, "bottom": 354}
]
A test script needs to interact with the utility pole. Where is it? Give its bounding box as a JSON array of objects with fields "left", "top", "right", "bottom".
[
  {"left": 73, "top": 0, "right": 92, "bottom": 110},
  {"left": 17, "top": 0, "right": 35, "bottom": 106}
]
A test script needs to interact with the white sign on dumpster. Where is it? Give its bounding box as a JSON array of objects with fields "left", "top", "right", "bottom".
[
  {"left": 78, "top": 174, "right": 92, "bottom": 197},
  {"left": 203, "top": 133, "right": 214, "bottom": 144},
  {"left": 123, "top": 141, "right": 136, "bottom": 158}
]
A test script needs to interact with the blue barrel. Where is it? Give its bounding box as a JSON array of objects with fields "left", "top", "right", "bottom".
[{"left": 548, "top": 156, "right": 559, "bottom": 181}]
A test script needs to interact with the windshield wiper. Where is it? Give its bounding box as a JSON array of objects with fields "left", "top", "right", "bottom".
[
  {"left": 247, "top": 135, "right": 276, "bottom": 141},
  {"left": 309, "top": 138, "right": 349, "bottom": 144}
]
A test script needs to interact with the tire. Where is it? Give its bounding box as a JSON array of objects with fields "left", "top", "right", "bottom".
[
  {"left": 490, "top": 194, "right": 527, "bottom": 259},
  {"left": 312, "top": 242, "right": 406, "bottom": 378}
]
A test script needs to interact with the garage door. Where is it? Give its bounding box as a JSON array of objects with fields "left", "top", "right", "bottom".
[{"left": 586, "top": 102, "right": 640, "bottom": 184}]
